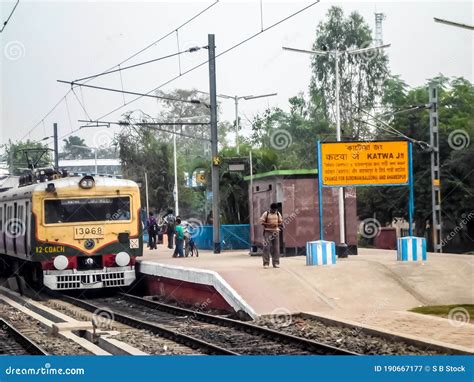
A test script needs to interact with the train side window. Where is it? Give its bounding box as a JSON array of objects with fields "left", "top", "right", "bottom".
[
  {"left": 18, "top": 205, "right": 23, "bottom": 222},
  {"left": 0, "top": 206, "right": 2, "bottom": 231}
]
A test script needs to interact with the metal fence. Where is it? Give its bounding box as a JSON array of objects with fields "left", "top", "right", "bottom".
[
  {"left": 143, "top": 224, "right": 250, "bottom": 251},
  {"left": 188, "top": 224, "right": 250, "bottom": 250}
]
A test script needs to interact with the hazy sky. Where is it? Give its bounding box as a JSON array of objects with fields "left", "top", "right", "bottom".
[{"left": 1, "top": 0, "right": 472, "bottom": 150}]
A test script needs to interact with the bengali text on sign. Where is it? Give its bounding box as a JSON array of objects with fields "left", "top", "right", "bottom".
[{"left": 320, "top": 141, "right": 409, "bottom": 186}]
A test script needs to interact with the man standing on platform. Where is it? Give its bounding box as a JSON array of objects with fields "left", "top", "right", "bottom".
[
  {"left": 146, "top": 212, "right": 158, "bottom": 250},
  {"left": 173, "top": 217, "right": 185, "bottom": 258},
  {"left": 260, "top": 203, "right": 282, "bottom": 268},
  {"left": 164, "top": 209, "right": 175, "bottom": 250}
]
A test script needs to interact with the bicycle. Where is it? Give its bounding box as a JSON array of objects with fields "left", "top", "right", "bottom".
[{"left": 185, "top": 237, "right": 199, "bottom": 257}]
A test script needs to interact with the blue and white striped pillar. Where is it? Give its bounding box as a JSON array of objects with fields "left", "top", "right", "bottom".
[
  {"left": 397, "top": 237, "right": 427, "bottom": 262},
  {"left": 306, "top": 240, "right": 336, "bottom": 266}
]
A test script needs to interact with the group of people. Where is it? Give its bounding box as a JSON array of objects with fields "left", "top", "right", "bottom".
[
  {"left": 145, "top": 209, "right": 186, "bottom": 257},
  {"left": 143, "top": 202, "right": 283, "bottom": 268}
]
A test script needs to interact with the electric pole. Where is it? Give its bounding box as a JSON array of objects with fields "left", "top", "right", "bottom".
[
  {"left": 53, "top": 123, "right": 59, "bottom": 170},
  {"left": 429, "top": 83, "right": 442, "bottom": 252},
  {"left": 283, "top": 43, "right": 390, "bottom": 254},
  {"left": 208, "top": 34, "right": 221, "bottom": 253}
]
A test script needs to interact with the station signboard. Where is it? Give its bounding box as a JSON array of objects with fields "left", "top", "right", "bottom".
[{"left": 319, "top": 140, "right": 409, "bottom": 187}]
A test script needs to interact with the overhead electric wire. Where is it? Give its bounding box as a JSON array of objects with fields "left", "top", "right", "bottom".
[
  {"left": 78, "top": 119, "right": 210, "bottom": 126},
  {"left": 19, "top": 0, "right": 218, "bottom": 142},
  {"left": 58, "top": 80, "right": 208, "bottom": 106},
  {"left": 354, "top": 108, "right": 432, "bottom": 151},
  {"left": 20, "top": 90, "right": 73, "bottom": 140},
  {"left": 71, "top": 87, "right": 91, "bottom": 121},
  {"left": 74, "top": 47, "right": 206, "bottom": 83},
  {"left": 78, "top": 120, "right": 211, "bottom": 142},
  {"left": 88, "top": 0, "right": 321, "bottom": 124},
  {"left": 0, "top": 0, "right": 19, "bottom": 33}
]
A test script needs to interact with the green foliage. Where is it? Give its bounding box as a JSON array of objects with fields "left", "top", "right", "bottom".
[
  {"left": 61, "top": 136, "right": 89, "bottom": 159},
  {"left": 357, "top": 76, "right": 474, "bottom": 251},
  {"left": 118, "top": 126, "right": 173, "bottom": 215},
  {"left": 310, "top": 6, "right": 389, "bottom": 139},
  {"left": 250, "top": 94, "right": 333, "bottom": 170},
  {"left": 5, "top": 140, "right": 51, "bottom": 175},
  {"left": 61, "top": 135, "right": 119, "bottom": 160}
]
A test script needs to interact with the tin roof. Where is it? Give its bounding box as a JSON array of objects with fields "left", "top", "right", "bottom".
[{"left": 243, "top": 169, "right": 317, "bottom": 181}]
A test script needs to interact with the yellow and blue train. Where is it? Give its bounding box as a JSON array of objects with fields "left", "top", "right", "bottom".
[{"left": 0, "top": 171, "right": 142, "bottom": 290}]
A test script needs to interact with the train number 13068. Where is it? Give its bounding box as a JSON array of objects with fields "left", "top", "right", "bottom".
[{"left": 73, "top": 226, "right": 105, "bottom": 239}]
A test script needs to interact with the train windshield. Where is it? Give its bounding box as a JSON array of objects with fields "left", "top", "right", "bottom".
[{"left": 44, "top": 197, "right": 131, "bottom": 224}]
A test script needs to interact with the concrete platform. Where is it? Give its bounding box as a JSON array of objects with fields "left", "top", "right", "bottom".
[{"left": 137, "top": 246, "right": 474, "bottom": 350}]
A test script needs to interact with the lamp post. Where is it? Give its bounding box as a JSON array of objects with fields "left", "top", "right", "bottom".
[
  {"left": 434, "top": 17, "right": 474, "bottom": 30},
  {"left": 198, "top": 91, "right": 277, "bottom": 155},
  {"left": 283, "top": 43, "right": 390, "bottom": 247},
  {"left": 218, "top": 93, "right": 277, "bottom": 155}
]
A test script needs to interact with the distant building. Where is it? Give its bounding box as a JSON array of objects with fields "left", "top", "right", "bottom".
[{"left": 59, "top": 158, "right": 121, "bottom": 176}]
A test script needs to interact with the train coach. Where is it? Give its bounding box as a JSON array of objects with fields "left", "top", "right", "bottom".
[{"left": 0, "top": 171, "right": 143, "bottom": 290}]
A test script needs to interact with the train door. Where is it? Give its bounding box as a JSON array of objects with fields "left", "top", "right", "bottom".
[
  {"left": 16, "top": 203, "right": 25, "bottom": 255},
  {"left": 25, "top": 201, "right": 29, "bottom": 256},
  {"left": 13, "top": 202, "right": 17, "bottom": 254},
  {"left": 0, "top": 205, "right": 3, "bottom": 252},
  {"left": 5, "top": 204, "right": 12, "bottom": 254}
]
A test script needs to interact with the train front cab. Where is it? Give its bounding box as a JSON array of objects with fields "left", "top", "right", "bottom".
[{"left": 32, "top": 177, "right": 142, "bottom": 290}]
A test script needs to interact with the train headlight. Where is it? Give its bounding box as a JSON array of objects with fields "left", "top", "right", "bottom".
[
  {"left": 79, "top": 176, "right": 95, "bottom": 189},
  {"left": 85, "top": 258, "right": 94, "bottom": 267},
  {"left": 115, "top": 252, "right": 130, "bottom": 267},
  {"left": 53, "top": 255, "right": 69, "bottom": 270}
]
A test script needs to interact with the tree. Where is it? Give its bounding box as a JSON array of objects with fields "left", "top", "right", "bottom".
[
  {"left": 61, "top": 136, "right": 89, "bottom": 159},
  {"left": 5, "top": 140, "right": 51, "bottom": 175},
  {"left": 250, "top": 94, "right": 333, "bottom": 170},
  {"left": 310, "top": 6, "right": 389, "bottom": 140},
  {"left": 118, "top": 123, "right": 173, "bottom": 215},
  {"left": 356, "top": 76, "right": 474, "bottom": 252}
]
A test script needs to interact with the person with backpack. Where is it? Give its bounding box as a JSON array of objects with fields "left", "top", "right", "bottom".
[
  {"left": 163, "top": 209, "right": 176, "bottom": 249},
  {"left": 146, "top": 212, "right": 158, "bottom": 250},
  {"left": 259, "top": 203, "right": 283, "bottom": 268},
  {"left": 172, "top": 217, "right": 185, "bottom": 258}
]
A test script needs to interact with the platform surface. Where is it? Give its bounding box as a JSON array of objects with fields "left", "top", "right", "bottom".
[{"left": 139, "top": 246, "right": 474, "bottom": 349}]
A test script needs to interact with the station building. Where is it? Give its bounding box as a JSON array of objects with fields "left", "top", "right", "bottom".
[{"left": 245, "top": 169, "right": 358, "bottom": 256}]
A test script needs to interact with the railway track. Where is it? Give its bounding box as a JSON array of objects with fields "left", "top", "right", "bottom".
[
  {"left": 0, "top": 318, "right": 48, "bottom": 355},
  {"left": 60, "top": 293, "right": 358, "bottom": 355}
]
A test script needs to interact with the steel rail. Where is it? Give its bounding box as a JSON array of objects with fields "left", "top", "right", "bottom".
[
  {"left": 0, "top": 318, "right": 48, "bottom": 355},
  {"left": 59, "top": 295, "right": 238, "bottom": 355},
  {"left": 119, "top": 293, "right": 359, "bottom": 355}
]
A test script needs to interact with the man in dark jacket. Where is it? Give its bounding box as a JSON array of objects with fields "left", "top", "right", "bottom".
[
  {"left": 164, "top": 209, "right": 175, "bottom": 249},
  {"left": 146, "top": 212, "right": 158, "bottom": 250}
]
